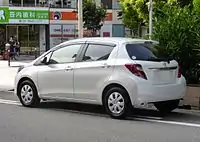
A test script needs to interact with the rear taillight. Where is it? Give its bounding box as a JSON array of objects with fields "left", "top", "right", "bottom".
[
  {"left": 178, "top": 65, "right": 181, "bottom": 78},
  {"left": 125, "top": 64, "right": 147, "bottom": 80}
]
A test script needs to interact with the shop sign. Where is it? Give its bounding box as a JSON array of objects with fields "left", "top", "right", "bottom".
[
  {"left": 0, "top": 7, "right": 9, "bottom": 24},
  {"left": 0, "top": 7, "right": 49, "bottom": 24}
]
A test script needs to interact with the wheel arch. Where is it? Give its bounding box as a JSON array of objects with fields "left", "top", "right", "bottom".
[
  {"left": 101, "top": 83, "right": 133, "bottom": 105},
  {"left": 17, "top": 77, "right": 38, "bottom": 96}
]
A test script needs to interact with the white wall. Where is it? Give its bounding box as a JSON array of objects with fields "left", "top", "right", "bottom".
[
  {"left": 0, "top": 0, "right": 9, "bottom": 6},
  {"left": 49, "top": 24, "right": 77, "bottom": 49},
  {"left": 100, "top": 24, "right": 112, "bottom": 37},
  {"left": 112, "top": 10, "right": 123, "bottom": 24}
]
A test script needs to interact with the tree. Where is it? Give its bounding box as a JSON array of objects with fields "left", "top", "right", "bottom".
[
  {"left": 119, "top": 0, "right": 171, "bottom": 37},
  {"left": 153, "top": 3, "right": 200, "bottom": 84},
  {"left": 119, "top": 0, "right": 143, "bottom": 37},
  {"left": 119, "top": 0, "right": 191, "bottom": 33},
  {"left": 193, "top": 0, "right": 200, "bottom": 10},
  {"left": 83, "top": 0, "right": 107, "bottom": 36}
]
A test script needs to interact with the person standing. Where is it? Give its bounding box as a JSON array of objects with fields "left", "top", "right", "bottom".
[
  {"left": 9, "top": 36, "right": 17, "bottom": 60},
  {"left": 15, "top": 40, "right": 20, "bottom": 57}
]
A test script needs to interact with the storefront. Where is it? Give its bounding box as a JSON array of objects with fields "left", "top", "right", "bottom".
[
  {"left": 0, "top": 7, "right": 49, "bottom": 55},
  {"left": 49, "top": 9, "right": 78, "bottom": 49},
  {"left": 49, "top": 9, "right": 116, "bottom": 49},
  {"left": 0, "top": 6, "right": 125, "bottom": 54}
]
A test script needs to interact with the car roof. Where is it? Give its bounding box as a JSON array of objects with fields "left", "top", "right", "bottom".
[{"left": 59, "top": 37, "right": 158, "bottom": 46}]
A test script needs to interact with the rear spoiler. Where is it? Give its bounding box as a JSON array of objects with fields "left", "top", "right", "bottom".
[{"left": 144, "top": 40, "right": 159, "bottom": 45}]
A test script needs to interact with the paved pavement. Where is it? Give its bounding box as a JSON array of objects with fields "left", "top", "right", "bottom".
[
  {"left": 15, "top": 55, "right": 36, "bottom": 61},
  {"left": 0, "top": 60, "right": 31, "bottom": 91},
  {"left": 0, "top": 91, "right": 200, "bottom": 142}
]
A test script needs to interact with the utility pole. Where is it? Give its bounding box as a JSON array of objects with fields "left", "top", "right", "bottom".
[
  {"left": 149, "top": 0, "right": 153, "bottom": 39},
  {"left": 78, "top": 0, "right": 83, "bottom": 38}
]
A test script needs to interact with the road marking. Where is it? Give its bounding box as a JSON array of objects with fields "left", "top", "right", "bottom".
[
  {"left": 134, "top": 117, "right": 200, "bottom": 128},
  {"left": 133, "top": 114, "right": 163, "bottom": 120},
  {"left": 0, "top": 99, "right": 21, "bottom": 105}
]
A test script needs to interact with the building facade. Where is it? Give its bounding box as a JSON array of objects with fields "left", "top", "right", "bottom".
[{"left": 0, "top": 0, "right": 125, "bottom": 55}]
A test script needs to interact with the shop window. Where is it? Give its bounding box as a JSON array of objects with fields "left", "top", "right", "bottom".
[
  {"left": 0, "top": 25, "right": 6, "bottom": 54},
  {"left": 9, "top": 0, "right": 22, "bottom": 6},
  {"left": 63, "top": 0, "right": 77, "bottom": 8},
  {"left": 23, "top": 0, "right": 35, "bottom": 6},
  {"left": 112, "top": 24, "right": 125, "bottom": 37},
  {"left": 112, "top": 0, "right": 120, "bottom": 9},
  {"left": 101, "top": 0, "right": 112, "bottom": 9},
  {"left": 49, "top": 0, "right": 62, "bottom": 8},
  {"left": 36, "top": 0, "right": 49, "bottom": 7},
  {"left": 29, "top": 25, "right": 40, "bottom": 51}
]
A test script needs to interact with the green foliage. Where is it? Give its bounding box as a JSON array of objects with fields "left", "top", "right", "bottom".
[
  {"left": 193, "top": 0, "right": 200, "bottom": 10},
  {"left": 153, "top": 4, "right": 200, "bottom": 84},
  {"left": 178, "top": 0, "right": 192, "bottom": 7},
  {"left": 119, "top": 0, "right": 142, "bottom": 36},
  {"left": 119, "top": 0, "right": 191, "bottom": 30},
  {"left": 120, "top": 0, "right": 200, "bottom": 83},
  {"left": 83, "top": 0, "right": 107, "bottom": 32}
]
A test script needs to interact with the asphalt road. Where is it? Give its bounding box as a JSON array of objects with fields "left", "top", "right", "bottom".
[{"left": 1, "top": 91, "right": 200, "bottom": 142}]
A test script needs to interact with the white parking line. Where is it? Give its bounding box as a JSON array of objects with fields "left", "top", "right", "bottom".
[
  {"left": 0, "top": 99, "right": 21, "bottom": 105},
  {"left": 134, "top": 117, "right": 200, "bottom": 128}
]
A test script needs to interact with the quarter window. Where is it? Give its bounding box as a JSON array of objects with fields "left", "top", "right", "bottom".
[
  {"left": 83, "top": 44, "right": 114, "bottom": 61},
  {"left": 49, "top": 44, "right": 82, "bottom": 64}
]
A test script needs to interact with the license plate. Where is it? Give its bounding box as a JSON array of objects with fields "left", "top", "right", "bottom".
[{"left": 153, "top": 70, "right": 175, "bottom": 83}]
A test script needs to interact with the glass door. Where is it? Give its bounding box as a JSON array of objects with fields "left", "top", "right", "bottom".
[
  {"left": 6, "top": 25, "right": 30, "bottom": 54},
  {"left": 6, "top": 25, "right": 40, "bottom": 56},
  {"left": 18, "top": 25, "right": 29, "bottom": 54},
  {"left": 6, "top": 25, "right": 18, "bottom": 42}
]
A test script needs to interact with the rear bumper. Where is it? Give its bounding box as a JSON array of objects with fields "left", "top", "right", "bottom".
[{"left": 136, "top": 77, "right": 186, "bottom": 105}]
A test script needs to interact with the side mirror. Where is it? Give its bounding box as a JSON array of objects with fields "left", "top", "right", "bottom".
[
  {"left": 83, "top": 56, "right": 91, "bottom": 61},
  {"left": 41, "top": 57, "right": 48, "bottom": 65}
]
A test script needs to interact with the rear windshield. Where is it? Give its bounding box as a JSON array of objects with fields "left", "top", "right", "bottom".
[{"left": 126, "top": 44, "right": 157, "bottom": 60}]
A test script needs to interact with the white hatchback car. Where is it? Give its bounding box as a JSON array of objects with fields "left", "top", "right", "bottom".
[{"left": 14, "top": 37, "right": 186, "bottom": 119}]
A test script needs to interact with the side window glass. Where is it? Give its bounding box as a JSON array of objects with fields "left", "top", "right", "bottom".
[
  {"left": 49, "top": 44, "right": 82, "bottom": 64},
  {"left": 83, "top": 44, "right": 114, "bottom": 61}
]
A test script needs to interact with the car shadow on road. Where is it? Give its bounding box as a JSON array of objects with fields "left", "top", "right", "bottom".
[
  {"left": 37, "top": 101, "right": 166, "bottom": 118},
  {"left": 36, "top": 101, "right": 200, "bottom": 123},
  {"left": 38, "top": 101, "right": 106, "bottom": 116}
]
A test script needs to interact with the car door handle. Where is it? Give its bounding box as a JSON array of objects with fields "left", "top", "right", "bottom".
[
  {"left": 65, "top": 66, "right": 73, "bottom": 71},
  {"left": 101, "top": 63, "right": 111, "bottom": 68}
]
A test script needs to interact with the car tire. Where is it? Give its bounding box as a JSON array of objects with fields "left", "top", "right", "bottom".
[
  {"left": 103, "top": 87, "right": 132, "bottom": 119},
  {"left": 17, "top": 80, "right": 40, "bottom": 107},
  {"left": 154, "top": 100, "right": 180, "bottom": 114}
]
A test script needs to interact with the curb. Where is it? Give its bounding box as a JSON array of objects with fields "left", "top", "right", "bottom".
[{"left": 178, "top": 105, "right": 192, "bottom": 110}]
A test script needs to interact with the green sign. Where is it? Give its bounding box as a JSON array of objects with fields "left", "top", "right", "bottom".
[
  {"left": 0, "top": 7, "right": 49, "bottom": 24},
  {"left": 9, "top": 10, "right": 49, "bottom": 20},
  {"left": 0, "top": 7, "right": 9, "bottom": 23}
]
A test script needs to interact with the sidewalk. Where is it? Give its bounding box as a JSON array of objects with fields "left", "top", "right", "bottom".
[{"left": 0, "top": 60, "right": 31, "bottom": 91}]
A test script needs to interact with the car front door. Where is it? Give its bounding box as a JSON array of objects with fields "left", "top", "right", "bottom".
[
  {"left": 73, "top": 43, "right": 115, "bottom": 101},
  {"left": 37, "top": 43, "right": 84, "bottom": 99}
]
